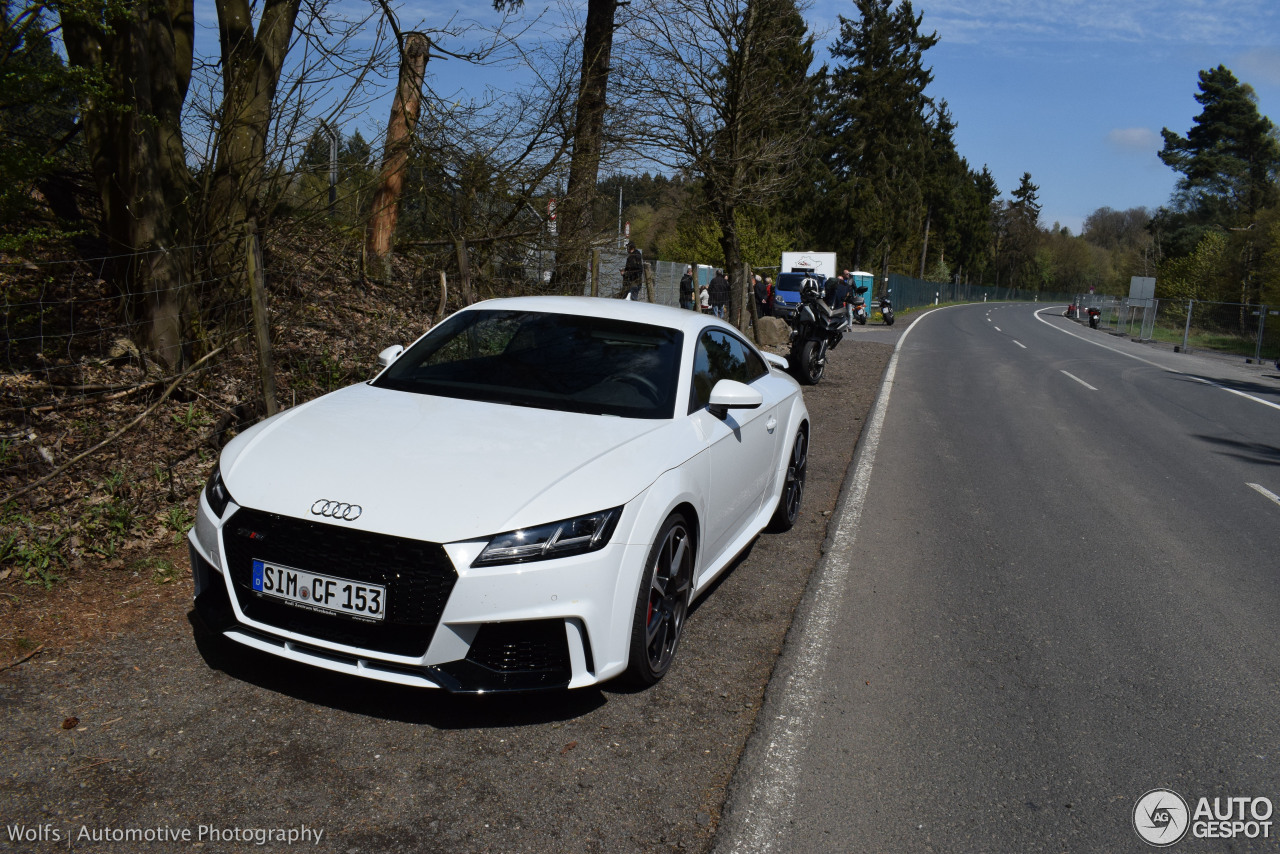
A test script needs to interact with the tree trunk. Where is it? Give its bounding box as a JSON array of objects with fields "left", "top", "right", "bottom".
[
  {"left": 716, "top": 210, "right": 748, "bottom": 331},
  {"left": 919, "top": 205, "right": 931, "bottom": 278},
  {"left": 455, "top": 239, "right": 476, "bottom": 305},
  {"left": 366, "top": 32, "right": 431, "bottom": 278},
  {"left": 553, "top": 0, "right": 618, "bottom": 292},
  {"left": 62, "top": 0, "right": 195, "bottom": 368},
  {"left": 207, "top": 0, "right": 301, "bottom": 268}
]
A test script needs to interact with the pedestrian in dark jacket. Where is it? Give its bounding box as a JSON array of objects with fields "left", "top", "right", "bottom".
[
  {"left": 708, "top": 270, "right": 730, "bottom": 318},
  {"left": 620, "top": 242, "right": 644, "bottom": 300},
  {"left": 754, "top": 275, "right": 769, "bottom": 317},
  {"left": 831, "top": 270, "right": 852, "bottom": 308},
  {"left": 679, "top": 266, "right": 695, "bottom": 310}
]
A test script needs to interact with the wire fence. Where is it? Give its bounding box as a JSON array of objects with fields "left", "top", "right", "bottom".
[
  {"left": 887, "top": 272, "right": 1078, "bottom": 310},
  {"left": 0, "top": 231, "right": 434, "bottom": 586},
  {"left": 1073, "top": 294, "right": 1280, "bottom": 363}
]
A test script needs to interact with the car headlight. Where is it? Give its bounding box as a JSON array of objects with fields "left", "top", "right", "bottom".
[
  {"left": 204, "top": 463, "right": 234, "bottom": 519},
  {"left": 472, "top": 507, "right": 623, "bottom": 567}
]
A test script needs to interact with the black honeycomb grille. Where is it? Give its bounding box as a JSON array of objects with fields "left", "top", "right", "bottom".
[{"left": 223, "top": 507, "right": 457, "bottom": 657}]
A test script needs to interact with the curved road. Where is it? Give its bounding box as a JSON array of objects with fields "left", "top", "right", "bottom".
[{"left": 719, "top": 303, "right": 1280, "bottom": 852}]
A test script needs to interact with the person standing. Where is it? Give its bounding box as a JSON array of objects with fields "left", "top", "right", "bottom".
[
  {"left": 620, "top": 241, "right": 644, "bottom": 300},
  {"left": 709, "top": 268, "right": 730, "bottom": 318},
  {"left": 832, "top": 270, "right": 852, "bottom": 308},
  {"left": 764, "top": 276, "right": 775, "bottom": 316},
  {"left": 679, "top": 266, "right": 696, "bottom": 310},
  {"left": 754, "top": 274, "right": 770, "bottom": 318}
]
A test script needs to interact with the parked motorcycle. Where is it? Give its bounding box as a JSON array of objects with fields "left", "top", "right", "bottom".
[
  {"left": 878, "top": 292, "right": 895, "bottom": 326},
  {"left": 1087, "top": 307, "right": 1101, "bottom": 329},
  {"left": 851, "top": 285, "right": 869, "bottom": 325},
  {"left": 787, "top": 276, "right": 852, "bottom": 385}
]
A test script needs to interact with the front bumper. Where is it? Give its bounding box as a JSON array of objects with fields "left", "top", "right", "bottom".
[{"left": 189, "top": 494, "right": 646, "bottom": 692}]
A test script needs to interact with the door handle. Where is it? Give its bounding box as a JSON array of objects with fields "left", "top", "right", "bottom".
[{"left": 766, "top": 416, "right": 777, "bottom": 433}]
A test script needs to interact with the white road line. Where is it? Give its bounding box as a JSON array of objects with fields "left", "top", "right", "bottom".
[
  {"left": 1247, "top": 482, "right": 1280, "bottom": 508},
  {"left": 715, "top": 305, "right": 949, "bottom": 854},
  {"left": 1061, "top": 370, "right": 1097, "bottom": 390},
  {"left": 1186, "top": 375, "right": 1280, "bottom": 412},
  {"left": 994, "top": 326, "right": 1001, "bottom": 332},
  {"left": 1013, "top": 340, "right": 1026, "bottom": 349},
  {"left": 1034, "top": 307, "right": 1280, "bottom": 413}
]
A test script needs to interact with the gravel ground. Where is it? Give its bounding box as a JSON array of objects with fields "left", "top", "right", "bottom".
[{"left": 0, "top": 338, "right": 893, "bottom": 854}]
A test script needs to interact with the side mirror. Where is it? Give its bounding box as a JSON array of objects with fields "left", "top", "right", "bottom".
[
  {"left": 707, "top": 379, "right": 763, "bottom": 419},
  {"left": 764, "top": 352, "right": 789, "bottom": 372},
  {"left": 377, "top": 345, "right": 404, "bottom": 368}
]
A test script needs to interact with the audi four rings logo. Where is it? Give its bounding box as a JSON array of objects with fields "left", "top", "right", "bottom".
[{"left": 311, "top": 499, "right": 362, "bottom": 521}]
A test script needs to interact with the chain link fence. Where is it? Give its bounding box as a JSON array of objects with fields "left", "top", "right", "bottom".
[
  {"left": 1075, "top": 294, "right": 1280, "bottom": 363},
  {"left": 887, "top": 273, "right": 1077, "bottom": 310}
]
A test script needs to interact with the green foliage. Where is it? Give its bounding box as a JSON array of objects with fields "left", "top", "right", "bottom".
[
  {"left": 163, "top": 505, "right": 193, "bottom": 537},
  {"left": 172, "top": 403, "right": 210, "bottom": 433},
  {"left": 0, "top": 509, "right": 66, "bottom": 589},
  {"left": 659, "top": 209, "right": 796, "bottom": 273},
  {"left": 1157, "top": 229, "right": 1229, "bottom": 302}
]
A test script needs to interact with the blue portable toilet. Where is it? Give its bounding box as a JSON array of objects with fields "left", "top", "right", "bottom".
[{"left": 850, "top": 271, "right": 874, "bottom": 301}]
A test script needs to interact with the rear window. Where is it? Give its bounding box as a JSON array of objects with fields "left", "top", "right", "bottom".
[{"left": 373, "top": 310, "right": 684, "bottom": 419}]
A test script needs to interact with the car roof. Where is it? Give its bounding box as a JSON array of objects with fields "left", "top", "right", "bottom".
[{"left": 464, "top": 295, "right": 741, "bottom": 337}]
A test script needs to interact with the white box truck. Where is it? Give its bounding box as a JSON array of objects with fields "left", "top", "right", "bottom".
[{"left": 780, "top": 251, "right": 837, "bottom": 279}]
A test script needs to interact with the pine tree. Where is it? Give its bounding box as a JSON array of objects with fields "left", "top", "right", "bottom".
[
  {"left": 1159, "top": 65, "right": 1280, "bottom": 224},
  {"left": 819, "top": 0, "right": 938, "bottom": 273}
]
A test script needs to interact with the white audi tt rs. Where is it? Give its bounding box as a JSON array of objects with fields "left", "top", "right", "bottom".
[{"left": 189, "top": 296, "right": 809, "bottom": 692}]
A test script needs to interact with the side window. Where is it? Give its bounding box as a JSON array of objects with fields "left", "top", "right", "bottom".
[{"left": 689, "top": 330, "right": 768, "bottom": 413}]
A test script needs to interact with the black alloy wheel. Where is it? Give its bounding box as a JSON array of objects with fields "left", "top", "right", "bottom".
[
  {"left": 768, "top": 427, "right": 808, "bottom": 532},
  {"left": 624, "top": 512, "right": 694, "bottom": 687}
]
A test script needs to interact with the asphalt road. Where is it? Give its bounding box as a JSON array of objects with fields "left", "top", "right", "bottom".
[
  {"left": 718, "top": 303, "right": 1280, "bottom": 852},
  {"left": 0, "top": 337, "right": 893, "bottom": 854}
]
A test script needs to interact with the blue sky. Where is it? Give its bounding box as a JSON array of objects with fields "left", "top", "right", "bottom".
[{"left": 809, "top": 0, "right": 1280, "bottom": 233}]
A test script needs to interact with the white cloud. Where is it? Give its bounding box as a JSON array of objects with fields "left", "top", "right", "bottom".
[
  {"left": 1106, "top": 127, "right": 1159, "bottom": 153},
  {"left": 851, "top": 0, "right": 1280, "bottom": 47},
  {"left": 1235, "top": 47, "right": 1280, "bottom": 87}
]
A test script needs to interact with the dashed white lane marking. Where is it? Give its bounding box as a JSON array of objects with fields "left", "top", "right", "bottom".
[
  {"left": 1034, "top": 307, "right": 1280, "bottom": 413},
  {"left": 1247, "top": 482, "right": 1280, "bottom": 509},
  {"left": 1061, "top": 370, "right": 1097, "bottom": 391},
  {"left": 994, "top": 326, "right": 1001, "bottom": 332},
  {"left": 1013, "top": 340, "right": 1027, "bottom": 349}
]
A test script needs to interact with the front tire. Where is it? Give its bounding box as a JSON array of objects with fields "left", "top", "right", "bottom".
[
  {"left": 623, "top": 512, "right": 695, "bottom": 687},
  {"left": 792, "top": 339, "right": 825, "bottom": 385},
  {"left": 767, "top": 427, "right": 808, "bottom": 532}
]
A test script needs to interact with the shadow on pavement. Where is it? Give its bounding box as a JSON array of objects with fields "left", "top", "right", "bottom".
[
  {"left": 1191, "top": 434, "right": 1280, "bottom": 466},
  {"left": 188, "top": 610, "right": 607, "bottom": 728}
]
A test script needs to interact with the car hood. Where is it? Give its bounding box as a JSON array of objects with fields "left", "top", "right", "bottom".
[{"left": 219, "top": 382, "right": 689, "bottom": 543}]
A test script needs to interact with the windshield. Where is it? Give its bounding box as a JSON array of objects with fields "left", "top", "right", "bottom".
[
  {"left": 777, "top": 272, "right": 822, "bottom": 295},
  {"left": 372, "top": 309, "right": 684, "bottom": 419}
]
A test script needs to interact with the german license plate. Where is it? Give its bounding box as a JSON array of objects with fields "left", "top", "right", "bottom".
[{"left": 251, "top": 559, "right": 386, "bottom": 622}]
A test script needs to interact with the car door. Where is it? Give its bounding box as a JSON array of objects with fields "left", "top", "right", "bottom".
[{"left": 688, "top": 329, "right": 780, "bottom": 566}]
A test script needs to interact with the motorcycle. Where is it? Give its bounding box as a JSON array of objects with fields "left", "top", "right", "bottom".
[
  {"left": 878, "top": 292, "right": 895, "bottom": 326},
  {"left": 787, "top": 276, "right": 852, "bottom": 385},
  {"left": 851, "top": 285, "right": 869, "bottom": 325},
  {"left": 1087, "top": 307, "right": 1101, "bottom": 329}
]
